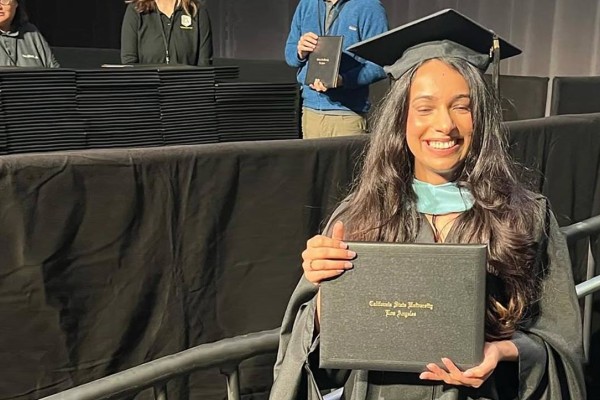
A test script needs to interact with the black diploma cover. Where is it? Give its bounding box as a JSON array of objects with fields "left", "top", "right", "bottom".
[
  {"left": 305, "top": 36, "right": 343, "bottom": 88},
  {"left": 319, "top": 242, "right": 487, "bottom": 373}
]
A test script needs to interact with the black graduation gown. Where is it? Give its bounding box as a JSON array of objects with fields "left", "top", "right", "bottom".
[{"left": 270, "top": 199, "right": 586, "bottom": 400}]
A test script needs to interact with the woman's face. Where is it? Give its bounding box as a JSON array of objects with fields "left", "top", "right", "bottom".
[
  {"left": 0, "top": 0, "right": 17, "bottom": 30},
  {"left": 405, "top": 59, "right": 474, "bottom": 185}
]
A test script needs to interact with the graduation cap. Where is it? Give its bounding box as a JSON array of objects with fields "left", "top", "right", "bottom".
[{"left": 347, "top": 9, "right": 521, "bottom": 88}]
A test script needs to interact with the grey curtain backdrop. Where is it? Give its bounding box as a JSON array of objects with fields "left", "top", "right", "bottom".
[
  {"left": 25, "top": 0, "right": 600, "bottom": 77},
  {"left": 210, "top": 0, "right": 600, "bottom": 77}
]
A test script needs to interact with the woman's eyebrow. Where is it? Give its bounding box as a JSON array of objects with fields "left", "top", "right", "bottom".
[
  {"left": 411, "top": 93, "right": 471, "bottom": 102},
  {"left": 451, "top": 94, "right": 471, "bottom": 102}
]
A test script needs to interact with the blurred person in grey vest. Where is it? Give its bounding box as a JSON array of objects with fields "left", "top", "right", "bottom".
[{"left": 0, "top": 0, "right": 59, "bottom": 68}]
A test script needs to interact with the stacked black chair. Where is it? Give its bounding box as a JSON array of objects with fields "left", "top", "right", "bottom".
[
  {"left": 156, "top": 66, "right": 219, "bottom": 145},
  {"left": 0, "top": 68, "right": 85, "bottom": 154},
  {"left": 76, "top": 69, "right": 164, "bottom": 148},
  {"left": 215, "top": 82, "right": 300, "bottom": 142},
  {"left": 0, "top": 66, "right": 301, "bottom": 154},
  {"left": 214, "top": 65, "right": 240, "bottom": 82},
  {"left": 0, "top": 88, "right": 8, "bottom": 155}
]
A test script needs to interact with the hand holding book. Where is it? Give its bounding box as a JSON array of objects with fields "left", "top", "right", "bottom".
[
  {"left": 304, "top": 36, "right": 344, "bottom": 89},
  {"left": 301, "top": 220, "right": 518, "bottom": 387},
  {"left": 308, "top": 74, "right": 343, "bottom": 92},
  {"left": 301, "top": 221, "right": 354, "bottom": 286},
  {"left": 419, "top": 340, "right": 518, "bottom": 388},
  {"left": 297, "top": 32, "right": 318, "bottom": 60}
]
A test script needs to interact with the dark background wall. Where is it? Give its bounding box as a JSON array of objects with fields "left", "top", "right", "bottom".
[
  {"left": 24, "top": 0, "right": 600, "bottom": 77},
  {"left": 26, "top": 0, "right": 126, "bottom": 50}
]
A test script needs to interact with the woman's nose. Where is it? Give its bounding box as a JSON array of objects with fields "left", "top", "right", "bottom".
[{"left": 433, "top": 108, "right": 456, "bottom": 134}]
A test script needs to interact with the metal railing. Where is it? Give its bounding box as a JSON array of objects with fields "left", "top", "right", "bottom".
[
  {"left": 560, "top": 214, "right": 600, "bottom": 363},
  {"left": 41, "top": 329, "right": 280, "bottom": 400},
  {"left": 41, "top": 216, "right": 600, "bottom": 400},
  {"left": 561, "top": 214, "right": 600, "bottom": 245},
  {"left": 577, "top": 275, "right": 600, "bottom": 298}
]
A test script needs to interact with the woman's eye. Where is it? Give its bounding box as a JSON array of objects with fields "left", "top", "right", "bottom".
[
  {"left": 453, "top": 105, "right": 471, "bottom": 112},
  {"left": 416, "top": 107, "right": 433, "bottom": 113}
]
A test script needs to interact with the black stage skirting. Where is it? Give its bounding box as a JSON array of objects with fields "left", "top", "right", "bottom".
[{"left": 1, "top": 114, "right": 599, "bottom": 399}]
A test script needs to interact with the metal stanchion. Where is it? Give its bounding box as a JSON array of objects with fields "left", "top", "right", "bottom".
[
  {"left": 221, "top": 366, "right": 241, "bottom": 400},
  {"left": 153, "top": 384, "right": 168, "bottom": 400}
]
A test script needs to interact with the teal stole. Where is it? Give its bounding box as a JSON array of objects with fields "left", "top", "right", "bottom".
[{"left": 412, "top": 179, "right": 474, "bottom": 215}]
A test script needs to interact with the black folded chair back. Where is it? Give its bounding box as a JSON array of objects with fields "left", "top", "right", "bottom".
[
  {"left": 550, "top": 76, "right": 600, "bottom": 116},
  {"left": 483, "top": 74, "right": 549, "bottom": 121}
]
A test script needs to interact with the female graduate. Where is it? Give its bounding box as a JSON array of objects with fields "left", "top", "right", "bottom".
[
  {"left": 121, "top": 0, "right": 213, "bottom": 66},
  {"left": 270, "top": 9, "right": 586, "bottom": 400}
]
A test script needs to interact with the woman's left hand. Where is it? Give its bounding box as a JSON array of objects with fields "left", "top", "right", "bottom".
[{"left": 419, "top": 340, "right": 518, "bottom": 388}]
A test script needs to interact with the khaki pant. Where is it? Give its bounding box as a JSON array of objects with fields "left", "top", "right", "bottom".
[{"left": 301, "top": 107, "right": 367, "bottom": 139}]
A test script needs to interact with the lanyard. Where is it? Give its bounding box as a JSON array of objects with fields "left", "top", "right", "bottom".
[{"left": 156, "top": 11, "right": 176, "bottom": 64}]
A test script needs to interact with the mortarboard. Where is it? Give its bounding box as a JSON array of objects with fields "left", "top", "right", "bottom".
[{"left": 347, "top": 9, "right": 521, "bottom": 88}]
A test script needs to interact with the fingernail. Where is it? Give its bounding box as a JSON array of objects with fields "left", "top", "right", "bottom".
[
  {"left": 419, "top": 373, "right": 426, "bottom": 379},
  {"left": 344, "top": 262, "right": 353, "bottom": 269},
  {"left": 339, "top": 241, "right": 348, "bottom": 249},
  {"left": 464, "top": 371, "right": 473, "bottom": 377},
  {"left": 347, "top": 250, "right": 356, "bottom": 258}
]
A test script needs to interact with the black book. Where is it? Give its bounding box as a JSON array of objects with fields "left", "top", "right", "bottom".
[
  {"left": 320, "top": 242, "right": 487, "bottom": 373},
  {"left": 305, "top": 36, "right": 343, "bottom": 89}
]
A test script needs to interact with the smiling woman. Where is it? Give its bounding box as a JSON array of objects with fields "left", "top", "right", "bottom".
[
  {"left": 0, "top": 0, "right": 58, "bottom": 67},
  {"left": 270, "top": 9, "right": 586, "bottom": 400},
  {"left": 406, "top": 59, "right": 474, "bottom": 185}
]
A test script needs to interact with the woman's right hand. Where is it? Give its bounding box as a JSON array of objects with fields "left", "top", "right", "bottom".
[{"left": 301, "top": 221, "right": 355, "bottom": 285}]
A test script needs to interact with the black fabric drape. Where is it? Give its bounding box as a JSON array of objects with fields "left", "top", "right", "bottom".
[
  {"left": 0, "top": 114, "right": 599, "bottom": 399},
  {"left": 0, "top": 138, "right": 364, "bottom": 399},
  {"left": 507, "top": 114, "right": 600, "bottom": 283}
]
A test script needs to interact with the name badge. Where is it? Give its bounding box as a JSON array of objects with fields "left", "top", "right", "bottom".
[{"left": 181, "top": 14, "right": 193, "bottom": 29}]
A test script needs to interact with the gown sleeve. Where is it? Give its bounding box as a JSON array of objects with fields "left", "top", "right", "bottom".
[
  {"left": 511, "top": 202, "right": 586, "bottom": 399},
  {"left": 270, "top": 203, "right": 352, "bottom": 400}
]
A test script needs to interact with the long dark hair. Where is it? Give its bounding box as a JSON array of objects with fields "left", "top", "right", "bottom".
[
  {"left": 126, "top": 0, "right": 201, "bottom": 16},
  {"left": 338, "top": 57, "right": 544, "bottom": 340}
]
